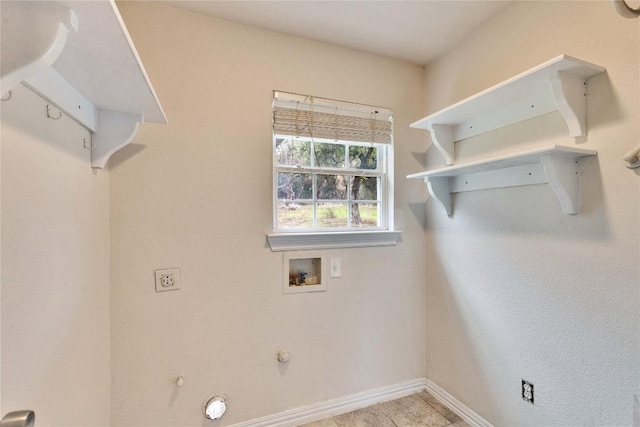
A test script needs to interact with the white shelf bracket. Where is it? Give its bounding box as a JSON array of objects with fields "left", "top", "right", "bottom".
[
  {"left": 0, "top": 2, "right": 78, "bottom": 97},
  {"left": 427, "top": 177, "right": 452, "bottom": 216},
  {"left": 429, "top": 124, "right": 455, "bottom": 165},
  {"left": 541, "top": 154, "right": 580, "bottom": 214},
  {"left": 550, "top": 71, "right": 588, "bottom": 138},
  {"left": 91, "top": 110, "right": 142, "bottom": 169}
]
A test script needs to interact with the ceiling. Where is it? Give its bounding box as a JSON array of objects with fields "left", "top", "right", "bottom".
[{"left": 152, "top": 1, "right": 515, "bottom": 65}]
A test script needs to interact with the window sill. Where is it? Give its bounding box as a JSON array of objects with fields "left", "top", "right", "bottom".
[{"left": 266, "top": 230, "right": 401, "bottom": 252}]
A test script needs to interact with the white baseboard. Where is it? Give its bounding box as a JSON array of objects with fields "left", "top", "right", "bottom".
[
  {"left": 228, "top": 378, "right": 428, "bottom": 427},
  {"left": 425, "top": 379, "right": 494, "bottom": 427}
]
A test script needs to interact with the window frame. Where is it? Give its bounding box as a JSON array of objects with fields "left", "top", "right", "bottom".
[
  {"left": 267, "top": 92, "right": 401, "bottom": 251},
  {"left": 273, "top": 136, "right": 389, "bottom": 232}
]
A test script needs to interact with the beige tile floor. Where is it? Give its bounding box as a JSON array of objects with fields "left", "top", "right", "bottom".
[{"left": 300, "top": 391, "right": 470, "bottom": 427}]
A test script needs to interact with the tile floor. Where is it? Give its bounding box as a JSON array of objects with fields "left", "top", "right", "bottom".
[{"left": 300, "top": 391, "right": 470, "bottom": 427}]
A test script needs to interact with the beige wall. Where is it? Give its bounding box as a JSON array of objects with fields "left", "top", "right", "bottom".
[
  {"left": 421, "top": 1, "right": 639, "bottom": 425},
  {"left": 6, "top": 2, "right": 632, "bottom": 426},
  {"left": 111, "top": 2, "right": 426, "bottom": 426},
  {"left": 1, "top": 84, "right": 111, "bottom": 426}
]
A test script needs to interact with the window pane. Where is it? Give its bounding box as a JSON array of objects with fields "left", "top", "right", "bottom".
[
  {"left": 273, "top": 93, "right": 392, "bottom": 233},
  {"left": 317, "top": 203, "right": 348, "bottom": 228},
  {"left": 314, "top": 143, "right": 345, "bottom": 168},
  {"left": 350, "top": 146, "right": 378, "bottom": 170},
  {"left": 317, "top": 174, "right": 347, "bottom": 200},
  {"left": 350, "top": 176, "right": 379, "bottom": 201},
  {"left": 351, "top": 203, "right": 379, "bottom": 228},
  {"left": 278, "top": 173, "right": 312, "bottom": 200},
  {"left": 275, "top": 138, "right": 311, "bottom": 166},
  {"left": 277, "top": 202, "right": 313, "bottom": 229}
]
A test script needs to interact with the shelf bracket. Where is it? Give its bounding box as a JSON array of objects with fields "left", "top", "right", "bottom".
[
  {"left": 428, "top": 124, "right": 455, "bottom": 166},
  {"left": 0, "top": 2, "right": 78, "bottom": 97},
  {"left": 541, "top": 154, "right": 580, "bottom": 214},
  {"left": 550, "top": 71, "right": 588, "bottom": 138},
  {"left": 427, "top": 177, "right": 452, "bottom": 216},
  {"left": 91, "top": 110, "right": 142, "bottom": 169}
]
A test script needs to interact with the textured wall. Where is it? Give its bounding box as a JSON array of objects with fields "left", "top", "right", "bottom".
[
  {"left": 111, "top": 2, "right": 426, "bottom": 426},
  {"left": 421, "top": 1, "right": 639, "bottom": 425},
  {"left": 1, "top": 84, "right": 111, "bottom": 426}
]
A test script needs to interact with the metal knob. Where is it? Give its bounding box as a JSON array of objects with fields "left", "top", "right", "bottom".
[
  {"left": 277, "top": 349, "right": 290, "bottom": 363},
  {"left": 0, "top": 410, "right": 35, "bottom": 427}
]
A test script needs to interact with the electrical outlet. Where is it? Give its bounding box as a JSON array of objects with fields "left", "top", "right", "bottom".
[
  {"left": 155, "top": 268, "right": 181, "bottom": 292},
  {"left": 522, "top": 379, "right": 534, "bottom": 404},
  {"left": 330, "top": 258, "right": 342, "bottom": 278}
]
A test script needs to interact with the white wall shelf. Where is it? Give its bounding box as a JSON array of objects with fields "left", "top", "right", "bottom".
[
  {"left": 407, "top": 145, "right": 597, "bottom": 216},
  {"left": 0, "top": 0, "right": 167, "bottom": 168},
  {"left": 411, "top": 55, "right": 605, "bottom": 165}
]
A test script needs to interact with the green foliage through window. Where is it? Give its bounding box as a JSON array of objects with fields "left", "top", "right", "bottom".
[{"left": 275, "top": 136, "right": 386, "bottom": 230}]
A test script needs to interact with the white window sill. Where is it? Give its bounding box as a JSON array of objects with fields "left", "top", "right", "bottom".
[{"left": 266, "top": 230, "right": 401, "bottom": 252}]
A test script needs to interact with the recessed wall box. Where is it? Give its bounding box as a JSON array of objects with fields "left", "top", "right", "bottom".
[{"left": 283, "top": 253, "right": 326, "bottom": 294}]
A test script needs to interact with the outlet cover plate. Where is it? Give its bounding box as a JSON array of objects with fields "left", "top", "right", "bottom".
[
  {"left": 155, "top": 268, "right": 181, "bottom": 292},
  {"left": 330, "top": 258, "right": 342, "bottom": 278}
]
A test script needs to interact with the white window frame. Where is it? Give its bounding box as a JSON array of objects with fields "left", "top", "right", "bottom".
[
  {"left": 267, "top": 92, "right": 401, "bottom": 251},
  {"left": 274, "top": 137, "right": 388, "bottom": 231}
]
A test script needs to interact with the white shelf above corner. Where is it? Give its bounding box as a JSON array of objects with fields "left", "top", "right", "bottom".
[
  {"left": 411, "top": 55, "right": 605, "bottom": 165},
  {"left": 407, "top": 145, "right": 597, "bottom": 216},
  {"left": 0, "top": 0, "right": 167, "bottom": 169}
]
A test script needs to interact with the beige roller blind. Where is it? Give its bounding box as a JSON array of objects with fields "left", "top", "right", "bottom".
[{"left": 273, "top": 91, "right": 393, "bottom": 145}]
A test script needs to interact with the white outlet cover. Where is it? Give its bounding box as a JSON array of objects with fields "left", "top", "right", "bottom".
[
  {"left": 330, "top": 258, "right": 342, "bottom": 278},
  {"left": 155, "top": 268, "right": 181, "bottom": 292}
]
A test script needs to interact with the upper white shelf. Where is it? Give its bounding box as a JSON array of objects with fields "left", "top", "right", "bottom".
[
  {"left": 0, "top": 0, "right": 167, "bottom": 168},
  {"left": 407, "top": 145, "right": 597, "bottom": 216},
  {"left": 411, "top": 55, "right": 605, "bottom": 165}
]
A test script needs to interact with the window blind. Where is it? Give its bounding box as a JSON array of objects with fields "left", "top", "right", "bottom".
[{"left": 273, "top": 91, "right": 393, "bottom": 145}]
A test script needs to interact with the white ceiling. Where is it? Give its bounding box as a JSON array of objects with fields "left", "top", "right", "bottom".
[{"left": 152, "top": 1, "right": 515, "bottom": 65}]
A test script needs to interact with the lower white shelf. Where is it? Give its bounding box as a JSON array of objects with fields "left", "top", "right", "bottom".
[{"left": 407, "top": 145, "right": 597, "bottom": 215}]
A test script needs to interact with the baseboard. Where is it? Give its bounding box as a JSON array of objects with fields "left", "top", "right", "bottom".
[
  {"left": 425, "top": 379, "right": 494, "bottom": 427},
  {"left": 228, "top": 378, "right": 428, "bottom": 427}
]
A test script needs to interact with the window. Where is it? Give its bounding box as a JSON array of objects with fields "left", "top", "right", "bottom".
[{"left": 268, "top": 91, "right": 400, "bottom": 251}]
